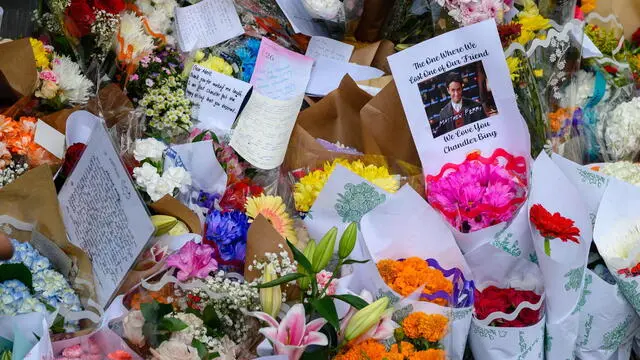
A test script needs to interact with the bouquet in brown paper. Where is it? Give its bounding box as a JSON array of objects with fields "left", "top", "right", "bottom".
[
  {"left": 0, "top": 39, "right": 38, "bottom": 109},
  {"left": 0, "top": 165, "right": 99, "bottom": 333},
  {"left": 285, "top": 75, "right": 424, "bottom": 215}
]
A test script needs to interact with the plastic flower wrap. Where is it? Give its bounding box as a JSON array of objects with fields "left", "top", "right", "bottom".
[
  {"left": 138, "top": 75, "right": 192, "bottom": 141},
  {"left": 183, "top": 36, "right": 261, "bottom": 82},
  {"left": 382, "top": 0, "right": 435, "bottom": 49},
  {"left": 293, "top": 158, "right": 401, "bottom": 213},
  {"left": 0, "top": 239, "right": 83, "bottom": 332},
  {"left": 426, "top": 149, "right": 528, "bottom": 233},
  {"left": 474, "top": 286, "right": 543, "bottom": 327},
  {"left": 300, "top": 0, "right": 364, "bottom": 39}
]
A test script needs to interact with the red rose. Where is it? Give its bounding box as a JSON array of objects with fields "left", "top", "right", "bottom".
[
  {"left": 61, "top": 143, "right": 87, "bottom": 177},
  {"left": 92, "top": 0, "right": 126, "bottom": 14},
  {"left": 219, "top": 179, "right": 264, "bottom": 212},
  {"left": 474, "top": 286, "right": 543, "bottom": 327},
  {"left": 64, "top": 0, "right": 96, "bottom": 38},
  {"left": 632, "top": 28, "right": 640, "bottom": 47}
]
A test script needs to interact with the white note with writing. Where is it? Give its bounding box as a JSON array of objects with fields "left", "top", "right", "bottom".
[
  {"left": 34, "top": 120, "right": 65, "bottom": 159},
  {"left": 175, "top": 0, "right": 244, "bottom": 52},
  {"left": 306, "top": 57, "right": 384, "bottom": 96},
  {"left": 230, "top": 91, "right": 304, "bottom": 170},
  {"left": 250, "top": 38, "right": 314, "bottom": 101},
  {"left": 305, "top": 36, "right": 354, "bottom": 62},
  {"left": 274, "top": 0, "right": 328, "bottom": 36},
  {"left": 58, "top": 111, "right": 154, "bottom": 308},
  {"left": 186, "top": 64, "right": 252, "bottom": 132}
]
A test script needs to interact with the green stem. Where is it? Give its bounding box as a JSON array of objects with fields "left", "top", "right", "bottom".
[
  {"left": 318, "top": 259, "right": 343, "bottom": 298},
  {"left": 544, "top": 238, "right": 551, "bottom": 257}
]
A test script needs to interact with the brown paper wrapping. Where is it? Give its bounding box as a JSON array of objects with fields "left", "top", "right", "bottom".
[
  {"left": 149, "top": 195, "right": 202, "bottom": 235},
  {"left": 348, "top": 40, "right": 396, "bottom": 74},
  {"left": 355, "top": 0, "right": 397, "bottom": 42},
  {"left": 0, "top": 39, "right": 37, "bottom": 104},
  {"left": 0, "top": 165, "right": 97, "bottom": 310},
  {"left": 86, "top": 83, "right": 135, "bottom": 129},
  {"left": 285, "top": 75, "right": 422, "bottom": 189}
]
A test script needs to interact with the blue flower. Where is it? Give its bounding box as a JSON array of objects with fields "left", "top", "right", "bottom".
[
  {"left": 235, "top": 38, "right": 261, "bottom": 82},
  {"left": 196, "top": 190, "right": 220, "bottom": 211},
  {"left": 205, "top": 210, "right": 249, "bottom": 262}
]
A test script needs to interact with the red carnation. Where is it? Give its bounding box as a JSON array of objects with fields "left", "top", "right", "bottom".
[
  {"left": 219, "top": 179, "right": 264, "bottom": 212},
  {"left": 632, "top": 28, "right": 640, "bottom": 47},
  {"left": 64, "top": 0, "right": 96, "bottom": 38},
  {"left": 92, "top": 0, "right": 126, "bottom": 15},
  {"left": 474, "top": 286, "right": 542, "bottom": 328},
  {"left": 530, "top": 204, "right": 580, "bottom": 256},
  {"left": 61, "top": 143, "right": 87, "bottom": 178},
  {"left": 604, "top": 65, "right": 619, "bottom": 75}
]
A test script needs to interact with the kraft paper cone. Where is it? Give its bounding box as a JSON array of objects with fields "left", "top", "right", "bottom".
[
  {"left": 0, "top": 165, "right": 97, "bottom": 310},
  {"left": 86, "top": 84, "right": 134, "bottom": 129},
  {"left": 0, "top": 39, "right": 37, "bottom": 103},
  {"left": 149, "top": 195, "right": 202, "bottom": 235},
  {"left": 244, "top": 215, "right": 294, "bottom": 282},
  {"left": 355, "top": 0, "right": 397, "bottom": 42}
]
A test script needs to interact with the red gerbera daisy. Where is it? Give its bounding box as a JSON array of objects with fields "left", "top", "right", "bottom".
[
  {"left": 530, "top": 204, "right": 580, "bottom": 256},
  {"left": 632, "top": 27, "right": 640, "bottom": 48}
]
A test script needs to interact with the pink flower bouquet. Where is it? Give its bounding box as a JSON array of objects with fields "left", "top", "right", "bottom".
[{"left": 426, "top": 149, "right": 528, "bottom": 233}]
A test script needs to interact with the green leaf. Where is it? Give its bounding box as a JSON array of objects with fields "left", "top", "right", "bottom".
[
  {"left": 255, "top": 273, "right": 306, "bottom": 288},
  {"left": 330, "top": 294, "right": 369, "bottom": 310},
  {"left": 192, "top": 339, "right": 207, "bottom": 359},
  {"left": 342, "top": 259, "right": 370, "bottom": 265},
  {"left": 300, "top": 347, "right": 330, "bottom": 360},
  {"left": 50, "top": 314, "right": 65, "bottom": 334},
  {"left": 159, "top": 317, "right": 188, "bottom": 332},
  {"left": 157, "top": 302, "right": 174, "bottom": 319},
  {"left": 310, "top": 297, "right": 339, "bottom": 330},
  {"left": 0, "top": 264, "right": 33, "bottom": 292},
  {"left": 140, "top": 301, "right": 160, "bottom": 323},
  {"left": 202, "top": 304, "right": 221, "bottom": 329},
  {"left": 287, "top": 239, "right": 314, "bottom": 274}
]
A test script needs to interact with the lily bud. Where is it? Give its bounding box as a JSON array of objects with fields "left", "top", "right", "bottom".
[
  {"left": 338, "top": 222, "right": 358, "bottom": 259},
  {"left": 151, "top": 215, "right": 178, "bottom": 236},
  {"left": 297, "top": 242, "right": 316, "bottom": 290},
  {"left": 260, "top": 263, "right": 282, "bottom": 318},
  {"left": 312, "top": 227, "right": 337, "bottom": 273},
  {"left": 344, "top": 297, "right": 390, "bottom": 341}
]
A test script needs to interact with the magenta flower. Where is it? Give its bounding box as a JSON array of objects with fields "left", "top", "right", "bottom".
[
  {"left": 250, "top": 304, "right": 328, "bottom": 360},
  {"left": 166, "top": 240, "right": 218, "bottom": 281}
]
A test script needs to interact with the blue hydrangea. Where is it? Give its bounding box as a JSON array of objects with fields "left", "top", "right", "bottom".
[
  {"left": 0, "top": 239, "right": 82, "bottom": 330},
  {"left": 235, "top": 37, "right": 261, "bottom": 82}
]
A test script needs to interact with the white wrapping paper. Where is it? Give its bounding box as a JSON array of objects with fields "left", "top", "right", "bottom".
[{"left": 528, "top": 153, "right": 592, "bottom": 359}]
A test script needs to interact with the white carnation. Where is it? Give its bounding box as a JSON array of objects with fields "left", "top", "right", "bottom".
[
  {"left": 133, "top": 138, "right": 166, "bottom": 161},
  {"left": 146, "top": 176, "right": 173, "bottom": 202},
  {"left": 162, "top": 166, "right": 191, "bottom": 191},
  {"left": 601, "top": 97, "right": 640, "bottom": 161},
  {"left": 601, "top": 162, "right": 640, "bottom": 186},
  {"left": 150, "top": 340, "right": 199, "bottom": 360},
  {"left": 133, "top": 162, "right": 161, "bottom": 188}
]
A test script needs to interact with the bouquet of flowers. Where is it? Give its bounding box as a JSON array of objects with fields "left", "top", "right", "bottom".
[
  {"left": 131, "top": 138, "right": 192, "bottom": 202},
  {"left": 53, "top": 332, "right": 138, "bottom": 360},
  {"left": 596, "top": 97, "right": 640, "bottom": 162},
  {"left": 431, "top": 0, "right": 510, "bottom": 34},
  {"left": 300, "top": 0, "right": 365, "bottom": 39},
  {"left": 597, "top": 161, "right": 640, "bottom": 185},
  {"left": 29, "top": 38, "right": 93, "bottom": 110},
  {"left": 381, "top": 0, "right": 436, "bottom": 49}
]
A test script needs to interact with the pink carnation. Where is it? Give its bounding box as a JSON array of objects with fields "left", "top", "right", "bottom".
[
  {"left": 129, "top": 74, "right": 139, "bottom": 81},
  {"left": 316, "top": 270, "right": 337, "bottom": 296},
  {"left": 39, "top": 70, "right": 58, "bottom": 83},
  {"left": 166, "top": 240, "right": 218, "bottom": 281}
]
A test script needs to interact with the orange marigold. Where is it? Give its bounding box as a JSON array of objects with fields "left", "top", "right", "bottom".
[
  {"left": 409, "top": 349, "right": 446, "bottom": 360},
  {"left": 390, "top": 341, "right": 415, "bottom": 357},
  {"left": 335, "top": 340, "right": 394, "bottom": 360},
  {"left": 402, "top": 312, "right": 449, "bottom": 342},
  {"left": 377, "top": 257, "right": 453, "bottom": 306}
]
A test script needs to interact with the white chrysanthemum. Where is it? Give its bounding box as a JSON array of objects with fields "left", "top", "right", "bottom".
[
  {"left": 601, "top": 162, "right": 640, "bottom": 186},
  {"left": 600, "top": 97, "right": 640, "bottom": 161},
  {"left": 50, "top": 55, "right": 93, "bottom": 105},
  {"left": 601, "top": 220, "right": 640, "bottom": 270},
  {"left": 136, "top": 0, "right": 177, "bottom": 45},
  {"left": 116, "top": 12, "right": 155, "bottom": 63}
]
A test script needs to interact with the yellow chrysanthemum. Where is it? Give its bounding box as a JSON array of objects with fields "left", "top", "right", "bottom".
[
  {"left": 515, "top": 0, "right": 551, "bottom": 45},
  {"left": 245, "top": 195, "right": 298, "bottom": 244},
  {"left": 533, "top": 69, "right": 544, "bottom": 78},
  {"left": 506, "top": 57, "right": 521, "bottom": 81},
  {"left": 293, "top": 159, "right": 400, "bottom": 212},
  {"left": 199, "top": 55, "right": 233, "bottom": 76},
  {"left": 29, "top": 38, "right": 50, "bottom": 69}
]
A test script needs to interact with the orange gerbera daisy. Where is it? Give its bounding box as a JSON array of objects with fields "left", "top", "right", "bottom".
[{"left": 245, "top": 195, "right": 298, "bottom": 244}]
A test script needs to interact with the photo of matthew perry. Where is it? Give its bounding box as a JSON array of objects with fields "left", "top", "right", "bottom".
[{"left": 419, "top": 61, "right": 498, "bottom": 138}]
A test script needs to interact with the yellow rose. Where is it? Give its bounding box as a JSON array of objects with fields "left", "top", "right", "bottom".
[{"left": 35, "top": 80, "right": 59, "bottom": 99}]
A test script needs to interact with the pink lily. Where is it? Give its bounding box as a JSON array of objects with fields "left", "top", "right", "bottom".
[
  {"left": 250, "top": 304, "right": 328, "bottom": 360},
  {"left": 339, "top": 290, "right": 398, "bottom": 344}
]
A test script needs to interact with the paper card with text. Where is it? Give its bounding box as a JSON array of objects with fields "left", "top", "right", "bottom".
[
  {"left": 58, "top": 111, "right": 154, "bottom": 308},
  {"left": 186, "top": 64, "right": 252, "bottom": 132},
  {"left": 388, "top": 19, "right": 530, "bottom": 175},
  {"left": 305, "top": 36, "right": 354, "bottom": 62},
  {"left": 250, "top": 38, "right": 314, "bottom": 101},
  {"left": 175, "top": 0, "right": 244, "bottom": 52}
]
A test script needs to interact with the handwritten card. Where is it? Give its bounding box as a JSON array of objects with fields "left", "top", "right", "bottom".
[
  {"left": 186, "top": 64, "right": 252, "bottom": 132},
  {"left": 58, "top": 111, "right": 154, "bottom": 308},
  {"left": 306, "top": 57, "right": 384, "bottom": 97},
  {"left": 175, "top": 0, "right": 244, "bottom": 52},
  {"left": 250, "top": 38, "right": 314, "bottom": 100},
  {"left": 274, "top": 0, "right": 328, "bottom": 36},
  {"left": 230, "top": 92, "right": 304, "bottom": 170},
  {"left": 387, "top": 20, "right": 530, "bottom": 175},
  {"left": 305, "top": 36, "right": 354, "bottom": 62}
]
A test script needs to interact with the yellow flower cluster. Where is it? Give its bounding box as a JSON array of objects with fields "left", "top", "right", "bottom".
[
  {"left": 293, "top": 159, "right": 400, "bottom": 212},
  {"left": 29, "top": 38, "right": 50, "bottom": 69},
  {"left": 515, "top": 0, "right": 551, "bottom": 45},
  {"left": 195, "top": 51, "right": 234, "bottom": 76},
  {"left": 506, "top": 57, "right": 522, "bottom": 82}
]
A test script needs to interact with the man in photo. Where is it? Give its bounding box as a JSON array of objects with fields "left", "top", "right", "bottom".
[{"left": 436, "top": 72, "right": 487, "bottom": 136}]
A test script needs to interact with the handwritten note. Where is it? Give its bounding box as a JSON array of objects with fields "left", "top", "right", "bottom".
[
  {"left": 175, "top": 0, "right": 244, "bottom": 52},
  {"left": 58, "top": 111, "right": 154, "bottom": 308},
  {"left": 250, "top": 38, "right": 314, "bottom": 100},
  {"left": 305, "top": 36, "right": 354, "bottom": 62},
  {"left": 230, "top": 92, "right": 304, "bottom": 170},
  {"left": 274, "top": 0, "right": 328, "bottom": 36},
  {"left": 306, "top": 57, "right": 384, "bottom": 97},
  {"left": 186, "top": 64, "right": 252, "bottom": 131}
]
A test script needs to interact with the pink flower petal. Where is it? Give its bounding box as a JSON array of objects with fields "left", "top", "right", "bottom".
[
  {"left": 305, "top": 318, "right": 327, "bottom": 334},
  {"left": 303, "top": 331, "right": 328, "bottom": 346},
  {"left": 250, "top": 311, "right": 279, "bottom": 328},
  {"left": 279, "top": 304, "right": 306, "bottom": 346},
  {"left": 259, "top": 327, "right": 280, "bottom": 344}
]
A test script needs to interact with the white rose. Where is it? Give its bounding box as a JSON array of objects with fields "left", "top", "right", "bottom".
[
  {"left": 133, "top": 138, "right": 167, "bottom": 162},
  {"left": 123, "top": 310, "right": 146, "bottom": 347},
  {"left": 133, "top": 162, "right": 161, "bottom": 188},
  {"left": 302, "top": 0, "right": 342, "bottom": 19},
  {"left": 162, "top": 167, "right": 192, "bottom": 191},
  {"left": 150, "top": 340, "right": 200, "bottom": 360},
  {"left": 147, "top": 177, "right": 173, "bottom": 202},
  {"left": 169, "top": 313, "right": 204, "bottom": 345}
]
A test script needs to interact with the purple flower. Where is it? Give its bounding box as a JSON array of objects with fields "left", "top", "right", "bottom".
[
  {"left": 166, "top": 240, "right": 218, "bottom": 281},
  {"left": 195, "top": 190, "right": 220, "bottom": 210},
  {"left": 205, "top": 210, "right": 249, "bottom": 246}
]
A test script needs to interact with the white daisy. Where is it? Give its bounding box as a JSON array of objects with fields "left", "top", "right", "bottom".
[{"left": 50, "top": 55, "right": 93, "bottom": 105}]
